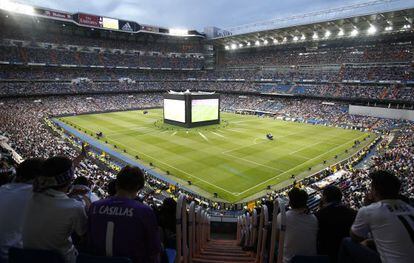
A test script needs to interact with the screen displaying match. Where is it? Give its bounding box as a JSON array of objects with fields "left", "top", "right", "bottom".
[
  {"left": 191, "top": 99, "right": 219, "bottom": 123},
  {"left": 164, "top": 99, "right": 185, "bottom": 123}
]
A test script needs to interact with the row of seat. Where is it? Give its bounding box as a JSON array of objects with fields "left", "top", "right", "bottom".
[
  {"left": 237, "top": 199, "right": 330, "bottom": 263},
  {"left": 175, "top": 194, "right": 211, "bottom": 263},
  {"left": 237, "top": 199, "right": 288, "bottom": 263}
]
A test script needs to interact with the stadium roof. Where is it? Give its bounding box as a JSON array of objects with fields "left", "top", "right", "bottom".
[
  {"left": 213, "top": 0, "right": 414, "bottom": 48},
  {"left": 0, "top": 0, "right": 204, "bottom": 37}
]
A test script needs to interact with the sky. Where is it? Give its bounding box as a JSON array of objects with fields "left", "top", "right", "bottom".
[{"left": 20, "top": 0, "right": 372, "bottom": 31}]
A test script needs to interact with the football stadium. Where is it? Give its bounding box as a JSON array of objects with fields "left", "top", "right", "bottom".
[{"left": 0, "top": 0, "right": 413, "bottom": 262}]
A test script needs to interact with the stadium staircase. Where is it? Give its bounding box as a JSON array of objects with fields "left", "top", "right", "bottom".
[
  {"left": 338, "top": 64, "right": 345, "bottom": 81},
  {"left": 287, "top": 85, "right": 296, "bottom": 94},
  {"left": 74, "top": 52, "right": 82, "bottom": 65},
  {"left": 98, "top": 53, "right": 105, "bottom": 65},
  {"left": 333, "top": 85, "right": 342, "bottom": 97},
  {"left": 379, "top": 88, "right": 388, "bottom": 99},
  {"left": 50, "top": 49, "right": 58, "bottom": 65},
  {"left": 193, "top": 239, "right": 255, "bottom": 263},
  {"left": 18, "top": 47, "right": 28, "bottom": 64},
  {"left": 391, "top": 86, "right": 399, "bottom": 99}
]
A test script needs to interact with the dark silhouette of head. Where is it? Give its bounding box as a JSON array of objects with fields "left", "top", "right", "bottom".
[
  {"left": 288, "top": 187, "right": 308, "bottom": 209},
  {"left": 370, "top": 170, "right": 401, "bottom": 200}
]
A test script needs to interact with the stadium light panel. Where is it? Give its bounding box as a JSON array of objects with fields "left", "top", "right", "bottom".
[
  {"left": 0, "top": 0, "right": 35, "bottom": 15},
  {"left": 230, "top": 43, "right": 237, "bottom": 50},
  {"left": 224, "top": 45, "right": 230, "bottom": 50},
  {"left": 238, "top": 43, "right": 243, "bottom": 48},
  {"left": 293, "top": 36, "right": 298, "bottom": 41},
  {"left": 338, "top": 29, "right": 345, "bottom": 36},
  {"left": 367, "top": 25, "right": 377, "bottom": 35},
  {"left": 255, "top": 40, "right": 260, "bottom": 46},
  {"left": 273, "top": 39, "right": 278, "bottom": 44},
  {"left": 247, "top": 42, "right": 251, "bottom": 46},
  {"left": 403, "top": 24, "right": 411, "bottom": 29},
  {"left": 312, "top": 32, "right": 318, "bottom": 40},
  {"left": 325, "top": 30, "right": 331, "bottom": 38},
  {"left": 300, "top": 35, "right": 306, "bottom": 40},
  {"left": 385, "top": 26, "right": 393, "bottom": 31},
  {"left": 263, "top": 39, "right": 269, "bottom": 45},
  {"left": 350, "top": 29, "right": 359, "bottom": 37},
  {"left": 169, "top": 28, "right": 189, "bottom": 36},
  {"left": 282, "top": 37, "right": 287, "bottom": 43}
]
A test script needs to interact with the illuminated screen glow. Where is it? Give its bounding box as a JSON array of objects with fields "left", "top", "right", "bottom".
[
  {"left": 102, "top": 17, "right": 119, "bottom": 30},
  {"left": 164, "top": 99, "right": 185, "bottom": 123},
  {"left": 191, "top": 99, "right": 219, "bottom": 123}
]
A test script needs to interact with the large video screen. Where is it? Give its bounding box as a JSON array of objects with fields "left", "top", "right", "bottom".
[
  {"left": 101, "top": 17, "right": 119, "bottom": 30},
  {"left": 191, "top": 99, "right": 219, "bottom": 123},
  {"left": 164, "top": 99, "right": 185, "bottom": 123}
]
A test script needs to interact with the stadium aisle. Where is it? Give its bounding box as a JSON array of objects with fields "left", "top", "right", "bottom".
[{"left": 193, "top": 239, "right": 255, "bottom": 263}]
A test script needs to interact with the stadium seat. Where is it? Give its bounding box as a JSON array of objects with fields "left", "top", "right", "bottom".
[
  {"left": 8, "top": 247, "right": 65, "bottom": 263},
  {"left": 76, "top": 254, "right": 132, "bottom": 263},
  {"left": 290, "top": 255, "right": 330, "bottom": 263}
]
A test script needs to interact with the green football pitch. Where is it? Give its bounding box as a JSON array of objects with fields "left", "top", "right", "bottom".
[{"left": 60, "top": 109, "right": 375, "bottom": 203}]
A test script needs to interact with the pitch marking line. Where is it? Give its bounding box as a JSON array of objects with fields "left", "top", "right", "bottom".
[
  {"left": 253, "top": 137, "right": 267, "bottom": 144},
  {"left": 198, "top": 132, "right": 209, "bottom": 142},
  {"left": 171, "top": 131, "right": 177, "bottom": 136},
  {"left": 234, "top": 133, "right": 367, "bottom": 196},
  {"left": 102, "top": 126, "right": 150, "bottom": 136},
  {"left": 107, "top": 138, "right": 235, "bottom": 195},
  {"left": 290, "top": 139, "right": 332, "bottom": 155},
  {"left": 211, "top": 131, "right": 225, "bottom": 138},
  {"left": 222, "top": 152, "right": 285, "bottom": 173},
  {"left": 222, "top": 131, "right": 303, "bottom": 155},
  {"left": 294, "top": 154, "right": 311, "bottom": 160}
]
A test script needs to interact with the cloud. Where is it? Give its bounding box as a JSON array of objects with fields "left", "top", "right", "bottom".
[{"left": 20, "top": 0, "right": 367, "bottom": 31}]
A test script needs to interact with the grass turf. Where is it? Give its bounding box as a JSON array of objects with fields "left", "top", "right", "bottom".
[{"left": 60, "top": 109, "right": 374, "bottom": 202}]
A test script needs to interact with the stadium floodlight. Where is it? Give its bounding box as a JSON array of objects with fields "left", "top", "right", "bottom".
[
  {"left": 169, "top": 28, "right": 189, "bottom": 36},
  {"left": 300, "top": 35, "right": 306, "bottom": 40},
  {"left": 385, "top": 26, "right": 393, "bottom": 31},
  {"left": 231, "top": 43, "right": 237, "bottom": 50},
  {"left": 247, "top": 42, "right": 251, "bottom": 46},
  {"left": 293, "top": 36, "right": 298, "bottom": 41},
  {"left": 282, "top": 37, "right": 287, "bottom": 43},
  {"left": 338, "top": 29, "right": 345, "bottom": 36},
  {"left": 273, "top": 39, "right": 278, "bottom": 44},
  {"left": 325, "top": 30, "right": 331, "bottom": 38},
  {"left": 0, "top": 0, "right": 35, "bottom": 15},
  {"left": 350, "top": 29, "right": 359, "bottom": 37},
  {"left": 367, "top": 25, "right": 377, "bottom": 35},
  {"left": 224, "top": 45, "right": 230, "bottom": 50},
  {"left": 239, "top": 43, "right": 243, "bottom": 48},
  {"left": 263, "top": 39, "right": 269, "bottom": 45},
  {"left": 255, "top": 40, "right": 260, "bottom": 46},
  {"left": 312, "top": 32, "right": 318, "bottom": 40},
  {"left": 403, "top": 24, "right": 411, "bottom": 29}
]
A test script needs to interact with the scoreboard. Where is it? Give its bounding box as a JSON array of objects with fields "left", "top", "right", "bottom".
[
  {"left": 163, "top": 91, "right": 220, "bottom": 128},
  {"left": 75, "top": 13, "right": 138, "bottom": 32}
]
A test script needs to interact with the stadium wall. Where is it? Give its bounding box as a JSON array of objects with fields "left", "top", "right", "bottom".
[{"left": 349, "top": 105, "right": 414, "bottom": 121}]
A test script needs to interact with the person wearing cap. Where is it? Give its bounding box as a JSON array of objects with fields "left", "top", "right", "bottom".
[
  {"left": 22, "top": 146, "right": 89, "bottom": 263},
  {"left": 0, "top": 158, "right": 44, "bottom": 263}
]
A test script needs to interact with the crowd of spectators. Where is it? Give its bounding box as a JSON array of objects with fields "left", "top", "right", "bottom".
[
  {"left": 1, "top": 80, "right": 413, "bottom": 102},
  {"left": 1, "top": 28, "right": 203, "bottom": 54},
  {"left": 222, "top": 42, "right": 413, "bottom": 66},
  {"left": 0, "top": 92, "right": 413, "bottom": 262},
  {"left": 0, "top": 45, "right": 204, "bottom": 70}
]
